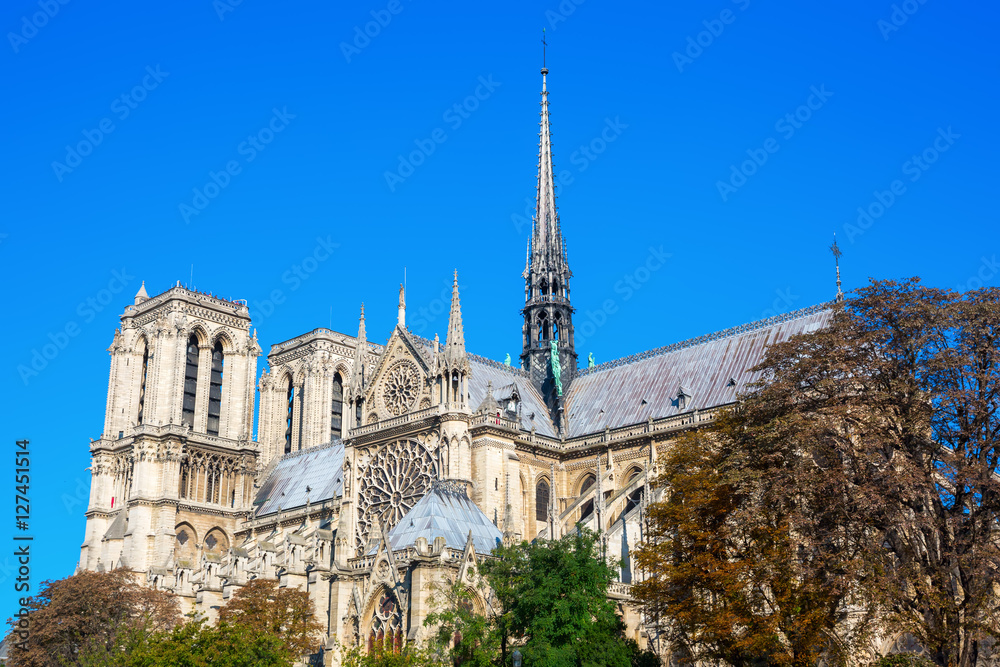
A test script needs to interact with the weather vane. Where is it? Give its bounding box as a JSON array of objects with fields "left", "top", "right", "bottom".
[{"left": 542, "top": 28, "right": 547, "bottom": 69}]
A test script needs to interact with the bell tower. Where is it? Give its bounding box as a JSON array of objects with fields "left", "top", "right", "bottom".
[{"left": 520, "top": 65, "right": 577, "bottom": 415}]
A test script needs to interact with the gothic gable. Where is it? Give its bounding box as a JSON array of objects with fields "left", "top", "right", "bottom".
[{"left": 363, "top": 327, "right": 434, "bottom": 423}]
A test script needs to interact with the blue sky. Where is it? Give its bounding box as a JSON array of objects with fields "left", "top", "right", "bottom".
[{"left": 1, "top": 0, "right": 997, "bottom": 615}]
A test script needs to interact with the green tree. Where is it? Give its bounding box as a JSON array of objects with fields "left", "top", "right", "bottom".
[
  {"left": 424, "top": 580, "right": 499, "bottom": 667},
  {"left": 340, "top": 637, "right": 437, "bottom": 667},
  {"left": 84, "top": 618, "right": 295, "bottom": 667},
  {"left": 481, "top": 529, "right": 654, "bottom": 667}
]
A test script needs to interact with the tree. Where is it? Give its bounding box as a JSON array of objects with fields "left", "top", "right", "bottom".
[
  {"left": 634, "top": 279, "right": 1000, "bottom": 667},
  {"left": 4, "top": 569, "right": 180, "bottom": 667},
  {"left": 80, "top": 618, "right": 295, "bottom": 667},
  {"left": 218, "top": 578, "right": 324, "bottom": 658},
  {"left": 481, "top": 529, "right": 655, "bottom": 667},
  {"left": 424, "top": 580, "right": 500, "bottom": 667},
  {"left": 340, "top": 637, "right": 437, "bottom": 667},
  {"left": 632, "top": 421, "right": 874, "bottom": 666}
]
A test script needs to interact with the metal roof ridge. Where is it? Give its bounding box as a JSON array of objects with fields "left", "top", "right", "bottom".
[{"left": 577, "top": 302, "right": 833, "bottom": 377}]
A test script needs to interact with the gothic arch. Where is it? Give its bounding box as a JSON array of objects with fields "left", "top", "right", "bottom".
[
  {"left": 212, "top": 330, "right": 235, "bottom": 352},
  {"left": 174, "top": 522, "right": 198, "bottom": 563},
  {"left": 363, "top": 585, "right": 404, "bottom": 653},
  {"left": 204, "top": 527, "right": 229, "bottom": 555},
  {"left": 622, "top": 465, "right": 643, "bottom": 489},
  {"left": 187, "top": 324, "right": 210, "bottom": 345},
  {"left": 535, "top": 475, "right": 551, "bottom": 522}
]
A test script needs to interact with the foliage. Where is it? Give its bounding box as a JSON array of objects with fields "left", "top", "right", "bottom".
[
  {"left": 633, "top": 418, "right": 873, "bottom": 667},
  {"left": 340, "top": 637, "right": 438, "bottom": 667},
  {"left": 79, "top": 617, "right": 295, "bottom": 667},
  {"left": 3, "top": 569, "right": 180, "bottom": 667},
  {"left": 481, "top": 529, "right": 657, "bottom": 667},
  {"left": 217, "top": 577, "right": 324, "bottom": 657},
  {"left": 874, "top": 654, "right": 936, "bottom": 667},
  {"left": 424, "top": 580, "right": 499, "bottom": 667},
  {"left": 633, "top": 279, "right": 1000, "bottom": 667}
]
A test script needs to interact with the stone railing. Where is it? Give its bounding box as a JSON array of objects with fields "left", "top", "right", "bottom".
[
  {"left": 349, "top": 405, "right": 442, "bottom": 438},
  {"left": 92, "top": 423, "right": 257, "bottom": 451},
  {"left": 607, "top": 581, "right": 633, "bottom": 599},
  {"left": 469, "top": 413, "right": 522, "bottom": 431}
]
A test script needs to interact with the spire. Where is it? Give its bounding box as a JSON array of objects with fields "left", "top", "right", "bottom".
[
  {"left": 349, "top": 304, "right": 367, "bottom": 398},
  {"left": 397, "top": 283, "right": 406, "bottom": 327},
  {"left": 444, "top": 271, "right": 466, "bottom": 362},
  {"left": 531, "top": 64, "right": 562, "bottom": 275},
  {"left": 134, "top": 281, "right": 149, "bottom": 305},
  {"left": 521, "top": 61, "right": 577, "bottom": 403},
  {"left": 831, "top": 235, "right": 844, "bottom": 303}
]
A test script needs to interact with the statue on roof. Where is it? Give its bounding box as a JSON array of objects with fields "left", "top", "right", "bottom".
[
  {"left": 504, "top": 353, "right": 511, "bottom": 366},
  {"left": 588, "top": 352, "right": 595, "bottom": 368},
  {"left": 550, "top": 340, "right": 562, "bottom": 397}
]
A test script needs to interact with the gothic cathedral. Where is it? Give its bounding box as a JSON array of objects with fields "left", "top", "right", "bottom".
[{"left": 78, "top": 66, "right": 830, "bottom": 663}]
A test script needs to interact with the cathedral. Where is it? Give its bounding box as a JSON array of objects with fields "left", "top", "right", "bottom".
[{"left": 78, "top": 65, "right": 832, "bottom": 663}]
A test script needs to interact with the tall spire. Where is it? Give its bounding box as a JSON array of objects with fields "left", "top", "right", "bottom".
[
  {"left": 831, "top": 235, "right": 844, "bottom": 303},
  {"left": 349, "top": 304, "right": 367, "bottom": 399},
  {"left": 529, "top": 63, "right": 563, "bottom": 275},
  {"left": 444, "top": 271, "right": 466, "bottom": 362},
  {"left": 521, "top": 61, "right": 577, "bottom": 408}
]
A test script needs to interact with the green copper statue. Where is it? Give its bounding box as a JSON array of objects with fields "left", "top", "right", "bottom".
[
  {"left": 504, "top": 353, "right": 511, "bottom": 366},
  {"left": 588, "top": 352, "right": 595, "bottom": 368},
  {"left": 550, "top": 340, "right": 563, "bottom": 397}
]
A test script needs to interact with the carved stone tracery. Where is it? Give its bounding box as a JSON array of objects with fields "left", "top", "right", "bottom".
[{"left": 355, "top": 439, "right": 437, "bottom": 550}]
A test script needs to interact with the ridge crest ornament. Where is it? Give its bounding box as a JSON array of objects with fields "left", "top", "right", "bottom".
[{"left": 381, "top": 360, "right": 420, "bottom": 416}]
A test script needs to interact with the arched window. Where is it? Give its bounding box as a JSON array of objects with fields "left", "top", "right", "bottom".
[
  {"left": 137, "top": 341, "right": 149, "bottom": 425},
  {"left": 540, "top": 279, "right": 549, "bottom": 296},
  {"left": 552, "top": 279, "right": 560, "bottom": 297},
  {"left": 369, "top": 590, "right": 403, "bottom": 654},
  {"left": 355, "top": 398, "right": 364, "bottom": 425},
  {"left": 284, "top": 379, "right": 294, "bottom": 454},
  {"left": 331, "top": 373, "right": 344, "bottom": 439},
  {"left": 207, "top": 341, "right": 224, "bottom": 436},
  {"left": 579, "top": 473, "right": 596, "bottom": 520},
  {"left": 179, "top": 467, "right": 188, "bottom": 499},
  {"left": 624, "top": 468, "right": 644, "bottom": 516},
  {"left": 553, "top": 313, "right": 561, "bottom": 341},
  {"left": 535, "top": 478, "right": 550, "bottom": 522},
  {"left": 181, "top": 335, "right": 199, "bottom": 428},
  {"left": 538, "top": 313, "right": 549, "bottom": 342}
]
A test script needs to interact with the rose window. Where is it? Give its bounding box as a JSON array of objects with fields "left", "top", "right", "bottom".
[
  {"left": 356, "top": 440, "right": 437, "bottom": 551},
  {"left": 382, "top": 362, "right": 419, "bottom": 416}
]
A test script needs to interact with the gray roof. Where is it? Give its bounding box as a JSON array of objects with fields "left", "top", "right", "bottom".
[
  {"left": 564, "top": 305, "right": 832, "bottom": 436},
  {"left": 254, "top": 440, "right": 344, "bottom": 516},
  {"left": 408, "top": 334, "right": 558, "bottom": 437},
  {"left": 103, "top": 510, "right": 126, "bottom": 540},
  {"left": 378, "top": 481, "right": 503, "bottom": 555},
  {"left": 467, "top": 356, "right": 557, "bottom": 436}
]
